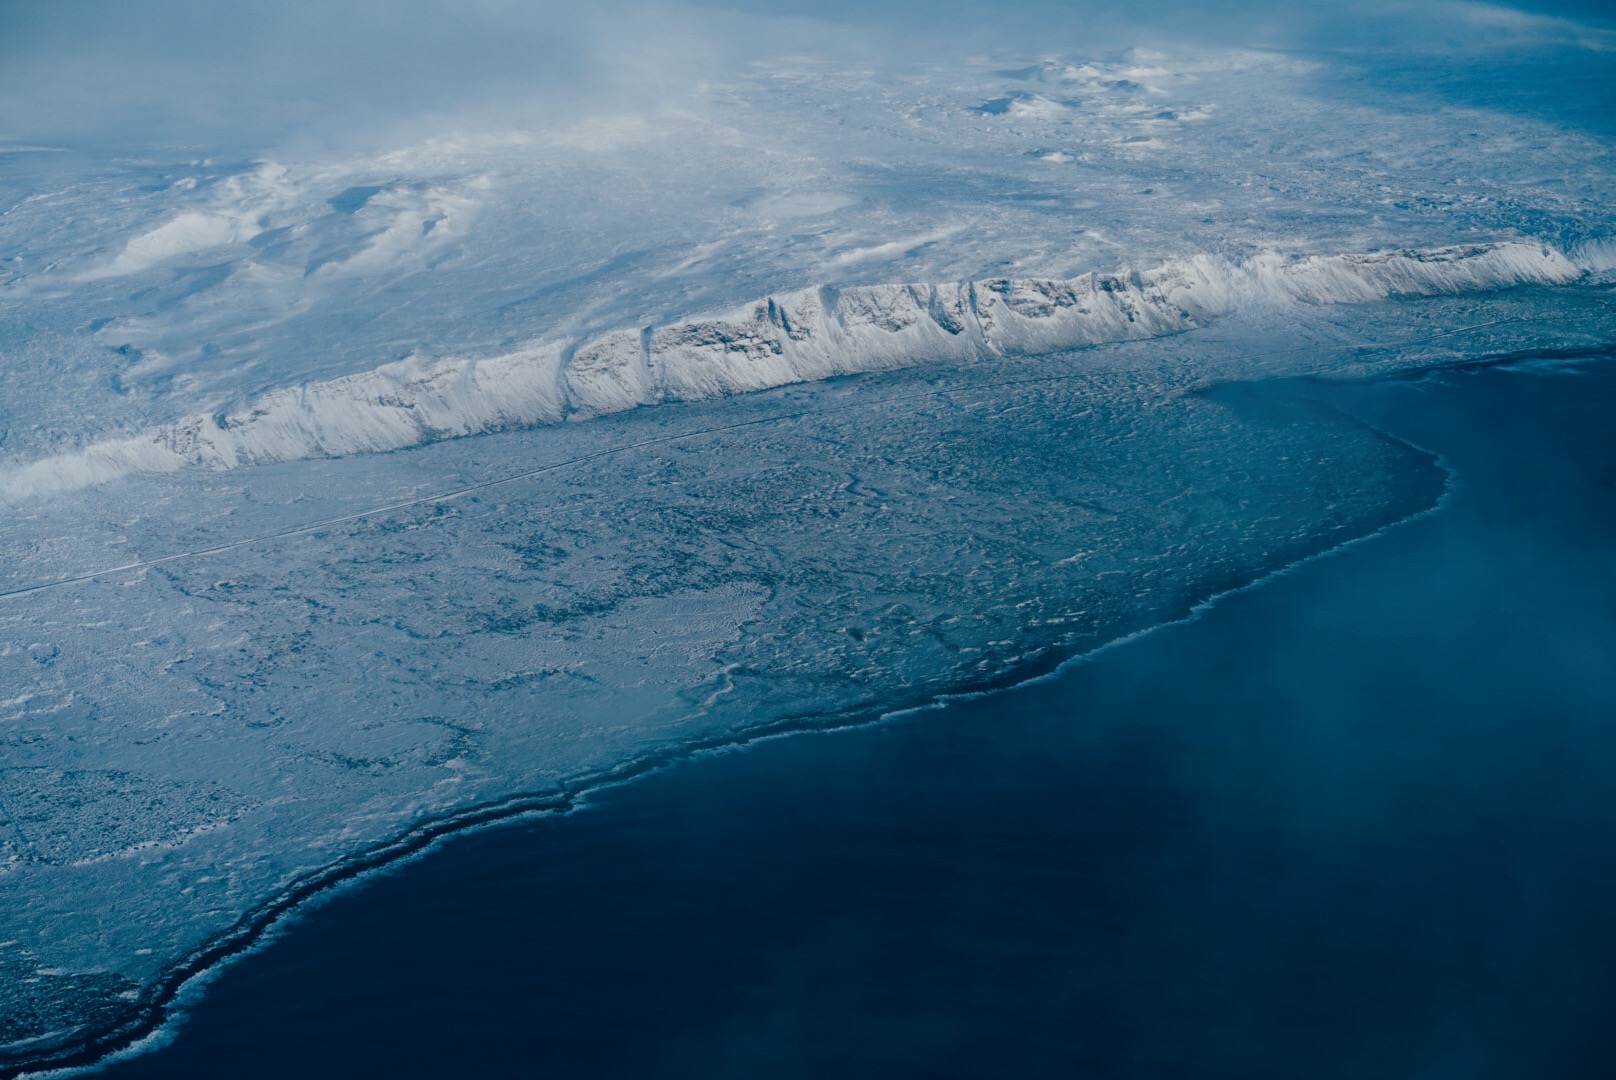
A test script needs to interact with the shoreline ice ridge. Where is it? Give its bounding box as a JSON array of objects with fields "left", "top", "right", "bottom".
[{"left": 0, "top": 240, "right": 1579, "bottom": 502}]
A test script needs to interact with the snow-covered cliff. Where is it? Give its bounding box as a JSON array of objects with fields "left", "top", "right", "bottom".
[{"left": 0, "top": 241, "right": 1579, "bottom": 501}]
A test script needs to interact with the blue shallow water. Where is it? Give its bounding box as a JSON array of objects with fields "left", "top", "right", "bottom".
[{"left": 100, "top": 358, "right": 1616, "bottom": 1079}]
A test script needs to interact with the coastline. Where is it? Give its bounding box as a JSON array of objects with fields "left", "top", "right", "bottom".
[{"left": 0, "top": 357, "right": 1484, "bottom": 1079}]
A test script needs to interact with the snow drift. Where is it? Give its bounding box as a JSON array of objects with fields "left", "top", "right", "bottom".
[{"left": 0, "top": 241, "right": 1580, "bottom": 501}]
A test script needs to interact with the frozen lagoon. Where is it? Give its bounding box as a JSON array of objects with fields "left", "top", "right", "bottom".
[
  {"left": 2, "top": 277, "right": 1614, "bottom": 1071},
  {"left": 90, "top": 345, "right": 1616, "bottom": 1079}
]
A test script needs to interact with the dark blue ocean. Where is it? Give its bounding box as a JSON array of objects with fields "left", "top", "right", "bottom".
[{"left": 99, "top": 357, "right": 1616, "bottom": 1078}]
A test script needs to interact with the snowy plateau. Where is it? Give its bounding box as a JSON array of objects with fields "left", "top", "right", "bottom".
[{"left": 2, "top": 40, "right": 1615, "bottom": 1071}]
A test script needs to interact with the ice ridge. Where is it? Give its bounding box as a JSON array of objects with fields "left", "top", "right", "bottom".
[{"left": 0, "top": 241, "right": 1579, "bottom": 501}]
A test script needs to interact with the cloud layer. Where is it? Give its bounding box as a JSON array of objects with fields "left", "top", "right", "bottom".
[{"left": 1, "top": 1, "right": 1610, "bottom": 153}]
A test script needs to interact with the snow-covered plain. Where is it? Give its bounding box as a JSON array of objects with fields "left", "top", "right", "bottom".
[{"left": 2, "top": 31, "right": 1616, "bottom": 1070}]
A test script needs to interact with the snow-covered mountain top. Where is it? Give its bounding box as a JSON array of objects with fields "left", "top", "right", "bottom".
[
  {"left": 0, "top": 240, "right": 1585, "bottom": 502},
  {"left": 2, "top": 45, "right": 1612, "bottom": 465}
]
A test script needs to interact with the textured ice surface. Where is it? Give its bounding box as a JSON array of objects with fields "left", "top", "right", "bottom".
[{"left": 2, "top": 32, "right": 1616, "bottom": 1070}]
